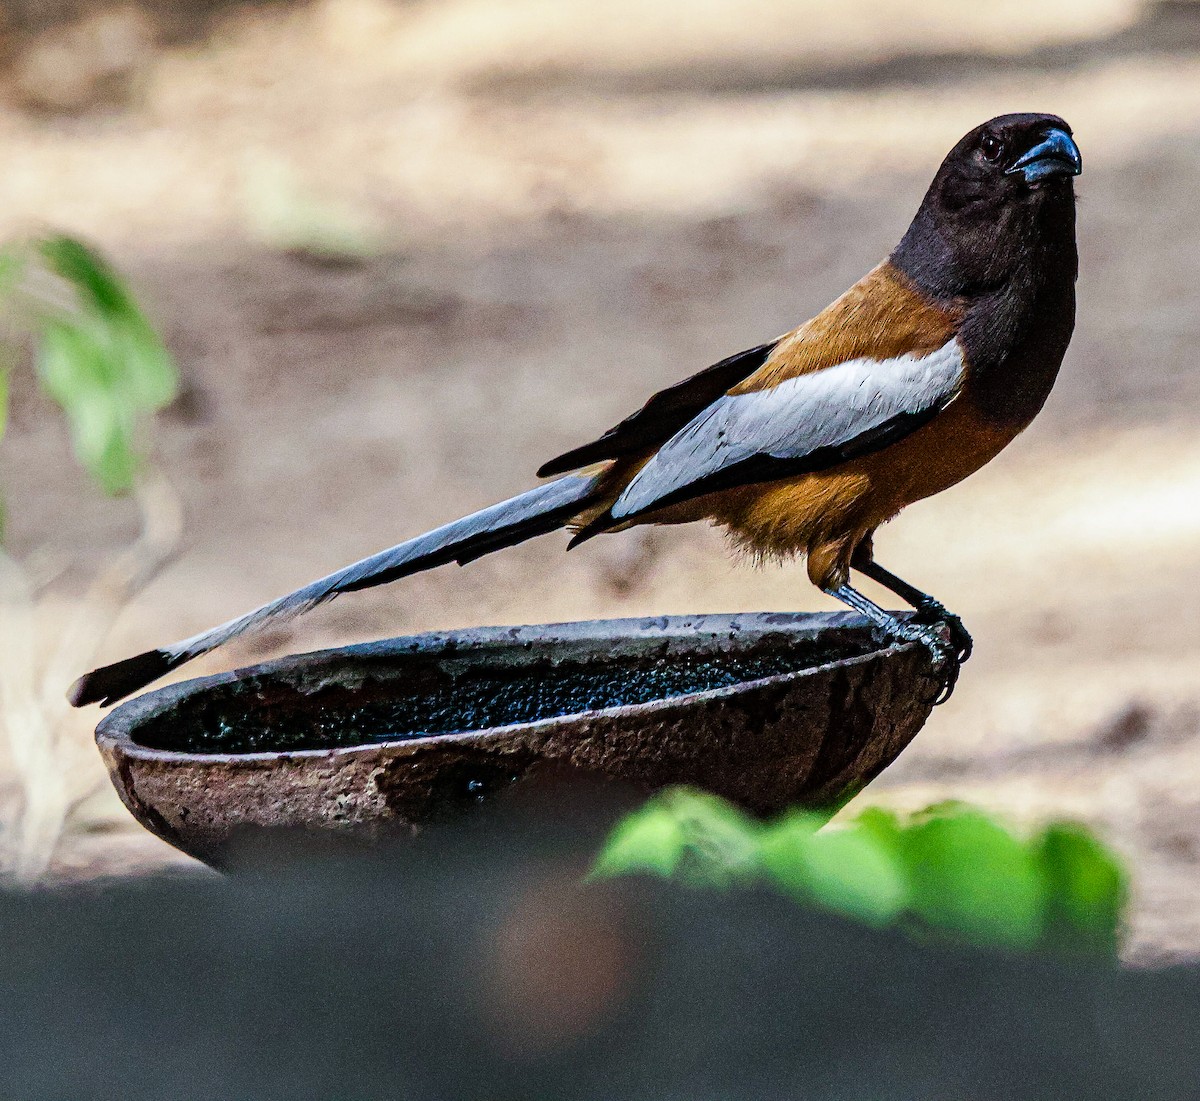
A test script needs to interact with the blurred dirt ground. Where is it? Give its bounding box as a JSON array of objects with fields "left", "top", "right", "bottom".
[{"left": 2, "top": 0, "right": 1200, "bottom": 961}]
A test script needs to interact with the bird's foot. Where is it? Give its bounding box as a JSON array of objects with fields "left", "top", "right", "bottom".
[
  {"left": 826, "top": 583, "right": 964, "bottom": 704},
  {"left": 882, "top": 617, "right": 961, "bottom": 705},
  {"left": 911, "top": 599, "right": 973, "bottom": 663}
]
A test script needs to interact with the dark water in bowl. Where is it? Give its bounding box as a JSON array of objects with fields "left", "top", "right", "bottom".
[{"left": 134, "top": 638, "right": 866, "bottom": 755}]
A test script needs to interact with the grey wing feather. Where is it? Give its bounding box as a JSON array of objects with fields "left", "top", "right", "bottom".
[{"left": 611, "top": 341, "right": 965, "bottom": 520}]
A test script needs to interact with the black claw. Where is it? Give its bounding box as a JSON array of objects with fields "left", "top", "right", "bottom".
[
  {"left": 913, "top": 601, "right": 973, "bottom": 663},
  {"left": 931, "top": 658, "right": 960, "bottom": 705},
  {"left": 882, "top": 618, "right": 961, "bottom": 705}
]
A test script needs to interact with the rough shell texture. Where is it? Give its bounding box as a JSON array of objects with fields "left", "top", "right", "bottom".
[{"left": 95, "top": 612, "right": 942, "bottom": 868}]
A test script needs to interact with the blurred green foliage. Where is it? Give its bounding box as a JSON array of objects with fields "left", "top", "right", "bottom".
[
  {"left": 594, "top": 788, "right": 1128, "bottom": 959},
  {"left": 0, "top": 234, "right": 178, "bottom": 499}
]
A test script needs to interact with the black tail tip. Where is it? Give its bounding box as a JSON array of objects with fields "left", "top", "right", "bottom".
[{"left": 67, "top": 649, "right": 177, "bottom": 708}]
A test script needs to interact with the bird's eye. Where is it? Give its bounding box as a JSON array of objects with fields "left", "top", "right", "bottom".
[{"left": 980, "top": 135, "right": 1004, "bottom": 163}]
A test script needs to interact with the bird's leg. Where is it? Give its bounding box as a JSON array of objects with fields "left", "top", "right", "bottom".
[
  {"left": 825, "top": 583, "right": 960, "bottom": 704},
  {"left": 850, "top": 550, "right": 972, "bottom": 663}
]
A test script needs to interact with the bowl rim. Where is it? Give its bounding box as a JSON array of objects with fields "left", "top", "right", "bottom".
[{"left": 95, "top": 610, "right": 920, "bottom": 764}]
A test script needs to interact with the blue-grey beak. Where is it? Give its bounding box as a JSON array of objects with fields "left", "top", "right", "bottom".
[{"left": 1005, "top": 128, "right": 1082, "bottom": 184}]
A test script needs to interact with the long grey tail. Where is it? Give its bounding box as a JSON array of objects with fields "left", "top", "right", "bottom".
[{"left": 68, "top": 474, "right": 600, "bottom": 708}]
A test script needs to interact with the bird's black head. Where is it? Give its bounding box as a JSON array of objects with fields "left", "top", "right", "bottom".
[{"left": 892, "top": 113, "right": 1081, "bottom": 300}]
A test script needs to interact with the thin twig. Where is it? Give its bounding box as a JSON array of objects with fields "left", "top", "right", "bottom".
[
  {"left": 0, "top": 471, "right": 183, "bottom": 881},
  {"left": 0, "top": 547, "right": 67, "bottom": 881}
]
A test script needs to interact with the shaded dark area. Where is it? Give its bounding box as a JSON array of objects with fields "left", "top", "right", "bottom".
[
  {"left": 0, "top": 0, "right": 299, "bottom": 43},
  {"left": 145, "top": 651, "right": 839, "bottom": 753},
  {"left": 0, "top": 0, "right": 320, "bottom": 113},
  {"left": 0, "top": 793, "right": 1197, "bottom": 1101},
  {"left": 9, "top": 0, "right": 1200, "bottom": 113},
  {"left": 475, "top": 0, "right": 1200, "bottom": 98}
]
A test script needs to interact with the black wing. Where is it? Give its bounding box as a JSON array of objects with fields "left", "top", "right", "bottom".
[{"left": 536, "top": 341, "right": 777, "bottom": 477}]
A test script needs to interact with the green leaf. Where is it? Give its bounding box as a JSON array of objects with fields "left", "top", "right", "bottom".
[
  {"left": 25, "top": 236, "right": 177, "bottom": 495},
  {"left": 37, "top": 238, "right": 178, "bottom": 408},
  {"left": 36, "top": 321, "right": 137, "bottom": 494},
  {"left": 592, "top": 787, "right": 761, "bottom": 887},
  {"left": 110, "top": 317, "right": 177, "bottom": 409},
  {"left": 39, "top": 235, "right": 131, "bottom": 316},
  {"left": 668, "top": 790, "right": 763, "bottom": 885},
  {"left": 901, "top": 805, "right": 1045, "bottom": 951},
  {"left": 760, "top": 810, "right": 909, "bottom": 926},
  {"left": 592, "top": 799, "right": 689, "bottom": 881},
  {"left": 593, "top": 791, "right": 1128, "bottom": 959},
  {"left": 854, "top": 805, "right": 907, "bottom": 850},
  {"left": 1033, "top": 823, "right": 1127, "bottom": 959}
]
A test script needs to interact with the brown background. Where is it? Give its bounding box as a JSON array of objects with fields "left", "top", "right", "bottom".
[{"left": 1, "top": 0, "right": 1199, "bottom": 961}]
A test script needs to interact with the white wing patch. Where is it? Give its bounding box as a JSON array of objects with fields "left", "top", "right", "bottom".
[{"left": 611, "top": 339, "right": 966, "bottom": 519}]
